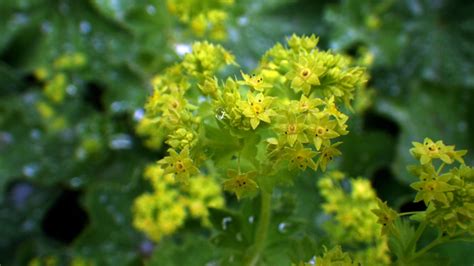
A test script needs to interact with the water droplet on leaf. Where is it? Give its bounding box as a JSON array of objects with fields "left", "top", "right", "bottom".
[
  {"left": 222, "top": 216, "right": 232, "bottom": 230},
  {"left": 109, "top": 134, "right": 132, "bottom": 150},
  {"left": 133, "top": 109, "right": 145, "bottom": 121},
  {"left": 215, "top": 108, "right": 226, "bottom": 120},
  {"left": 80, "top": 20, "right": 92, "bottom": 34},
  {"left": 278, "top": 222, "right": 288, "bottom": 233},
  {"left": 248, "top": 215, "right": 254, "bottom": 224},
  {"left": 174, "top": 43, "right": 191, "bottom": 56},
  {"left": 22, "top": 163, "right": 39, "bottom": 177},
  {"left": 146, "top": 5, "right": 156, "bottom": 15}
]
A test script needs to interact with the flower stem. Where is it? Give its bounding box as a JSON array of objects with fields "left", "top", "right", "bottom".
[
  {"left": 436, "top": 163, "right": 446, "bottom": 175},
  {"left": 409, "top": 236, "right": 445, "bottom": 262},
  {"left": 245, "top": 191, "right": 272, "bottom": 266},
  {"left": 398, "top": 211, "right": 423, "bottom": 216},
  {"left": 405, "top": 220, "right": 427, "bottom": 255}
]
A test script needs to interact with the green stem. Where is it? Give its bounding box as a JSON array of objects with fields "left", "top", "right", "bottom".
[
  {"left": 398, "top": 211, "right": 423, "bottom": 217},
  {"left": 408, "top": 230, "right": 470, "bottom": 262},
  {"left": 409, "top": 236, "right": 445, "bottom": 262},
  {"left": 245, "top": 191, "right": 272, "bottom": 266},
  {"left": 436, "top": 163, "right": 446, "bottom": 175},
  {"left": 405, "top": 220, "right": 427, "bottom": 255}
]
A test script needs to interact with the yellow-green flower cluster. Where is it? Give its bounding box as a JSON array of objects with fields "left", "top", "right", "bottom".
[
  {"left": 213, "top": 35, "right": 366, "bottom": 177},
  {"left": 34, "top": 53, "right": 87, "bottom": 132},
  {"left": 138, "top": 36, "right": 367, "bottom": 199},
  {"left": 137, "top": 41, "right": 235, "bottom": 151},
  {"left": 166, "top": 0, "right": 234, "bottom": 40},
  {"left": 28, "top": 256, "right": 94, "bottom": 266},
  {"left": 408, "top": 138, "right": 473, "bottom": 236},
  {"left": 318, "top": 171, "right": 390, "bottom": 264},
  {"left": 132, "top": 164, "right": 224, "bottom": 242},
  {"left": 293, "top": 246, "right": 357, "bottom": 266}
]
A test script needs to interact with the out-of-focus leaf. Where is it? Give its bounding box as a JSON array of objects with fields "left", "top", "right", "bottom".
[
  {"left": 377, "top": 84, "right": 473, "bottom": 184},
  {"left": 147, "top": 233, "right": 220, "bottom": 266}
]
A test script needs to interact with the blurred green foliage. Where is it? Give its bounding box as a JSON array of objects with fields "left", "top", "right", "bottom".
[{"left": 0, "top": 0, "right": 473, "bottom": 265}]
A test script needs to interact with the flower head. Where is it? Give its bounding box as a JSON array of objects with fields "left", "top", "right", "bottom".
[
  {"left": 286, "top": 55, "right": 324, "bottom": 95},
  {"left": 307, "top": 113, "right": 339, "bottom": 150},
  {"left": 410, "top": 138, "right": 466, "bottom": 165},
  {"left": 241, "top": 92, "right": 276, "bottom": 129},
  {"left": 238, "top": 71, "right": 272, "bottom": 92},
  {"left": 274, "top": 112, "right": 308, "bottom": 146},
  {"left": 411, "top": 174, "right": 456, "bottom": 206},
  {"left": 158, "top": 146, "right": 199, "bottom": 183},
  {"left": 223, "top": 169, "right": 259, "bottom": 200},
  {"left": 284, "top": 142, "right": 317, "bottom": 170},
  {"left": 317, "top": 142, "right": 342, "bottom": 171},
  {"left": 371, "top": 199, "right": 398, "bottom": 236}
]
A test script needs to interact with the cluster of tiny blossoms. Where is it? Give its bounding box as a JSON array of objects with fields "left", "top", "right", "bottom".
[
  {"left": 137, "top": 35, "right": 367, "bottom": 200},
  {"left": 28, "top": 255, "right": 94, "bottom": 266},
  {"left": 34, "top": 53, "right": 86, "bottom": 132},
  {"left": 294, "top": 245, "right": 357, "bottom": 266},
  {"left": 133, "top": 164, "right": 224, "bottom": 242},
  {"left": 166, "top": 0, "right": 234, "bottom": 40},
  {"left": 318, "top": 171, "right": 390, "bottom": 264},
  {"left": 408, "top": 138, "right": 473, "bottom": 235}
]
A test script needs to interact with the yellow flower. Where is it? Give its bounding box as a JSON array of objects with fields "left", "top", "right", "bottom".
[
  {"left": 410, "top": 138, "right": 466, "bottom": 165},
  {"left": 316, "top": 142, "right": 342, "bottom": 171},
  {"left": 223, "top": 169, "right": 259, "bottom": 200},
  {"left": 307, "top": 113, "right": 339, "bottom": 150},
  {"left": 411, "top": 173, "right": 456, "bottom": 206},
  {"left": 284, "top": 142, "right": 317, "bottom": 170},
  {"left": 286, "top": 55, "right": 324, "bottom": 95},
  {"left": 158, "top": 146, "right": 199, "bottom": 183},
  {"left": 274, "top": 112, "right": 308, "bottom": 147},
  {"left": 238, "top": 71, "right": 272, "bottom": 92},
  {"left": 316, "top": 246, "right": 357, "bottom": 266},
  {"left": 371, "top": 199, "right": 398, "bottom": 236},
  {"left": 241, "top": 92, "right": 276, "bottom": 129}
]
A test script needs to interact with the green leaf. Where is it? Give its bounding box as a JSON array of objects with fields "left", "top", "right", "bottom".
[{"left": 146, "top": 233, "right": 220, "bottom": 266}]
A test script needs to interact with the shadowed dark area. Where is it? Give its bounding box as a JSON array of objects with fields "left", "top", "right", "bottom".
[
  {"left": 41, "top": 189, "right": 89, "bottom": 244},
  {"left": 363, "top": 110, "right": 400, "bottom": 137},
  {"left": 84, "top": 82, "right": 105, "bottom": 112},
  {"left": 399, "top": 200, "right": 426, "bottom": 213}
]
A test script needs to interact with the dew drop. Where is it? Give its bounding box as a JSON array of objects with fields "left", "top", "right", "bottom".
[
  {"left": 111, "top": 101, "right": 126, "bottom": 112},
  {"left": 215, "top": 108, "right": 226, "bottom": 120},
  {"left": 278, "top": 222, "right": 287, "bottom": 233},
  {"left": 22, "top": 163, "right": 39, "bottom": 177},
  {"left": 69, "top": 176, "right": 84, "bottom": 188},
  {"left": 222, "top": 216, "right": 232, "bottom": 230},
  {"left": 198, "top": 96, "right": 207, "bottom": 103},
  {"left": 205, "top": 261, "right": 218, "bottom": 266},
  {"left": 238, "top": 16, "right": 249, "bottom": 26},
  {"left": 12, "top": 13, "right": 29, "bottom": 25},
  {"left": 66, "top": 84, "right": 77, "bottom": 95},
  {"left": 109, "top": 134, "right": 132, "bottom": 150},
  {"left": 41, "top": 21, "right": 52, "bottom": 34},
  {"left": 140, "top": 240, "right": 154, "bottom": 257},
  {"left": 30, "top": 129, "right": 41, "bottom": 140},
  {"left": 99, "top": 194, "right": 108, "bottom": 203},
  {"left": 133, "top": 108, "right": 145, "bottom": 121},
  {"left": 146, "top": 5, "right": 156, "bottom": 15},
  {"left": 0, "top": 131, "right": 13, "bottom": 146},
  {"left": 174, "top": 43, "right": 191, "bottom": 56},
  {"left": 248, "top": 215, "right": 254, "bottom": 224},
  {"left": 10, "top": 182, "right": 34, "bottom": 208},
  {"left": 79, "top": 20, "right": 92, "bottom": 34}
]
